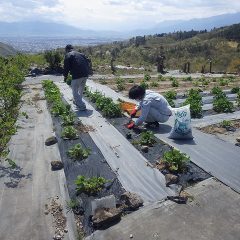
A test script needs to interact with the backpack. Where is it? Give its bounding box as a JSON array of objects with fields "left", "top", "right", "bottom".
[{"left": 81, "top": 53, "right": 93, "bottom": 76}]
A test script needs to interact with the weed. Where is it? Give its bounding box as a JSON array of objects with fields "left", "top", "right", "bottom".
[
  {"left": 140, "top": 131, "right": 156, "bottom": 146},
  {"left": 67, "top": 143, "right": 91, "bottom": 160},
  {"left": 75, "top": 175, "right": 108, "bottom": 195},
  {"left": 61, "top": 126, "right": 78, "bottom": 139},
  {"left": 162, "top": 149, "right": 190, "bottom": 172}
]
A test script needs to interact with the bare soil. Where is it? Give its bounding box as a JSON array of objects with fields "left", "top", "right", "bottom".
[{"left": 199, "top": 119, "right": 240, "bottom": 144}]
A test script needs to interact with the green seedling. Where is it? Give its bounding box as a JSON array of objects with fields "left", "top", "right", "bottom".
[
  {"left": 220, "top": 120, "right": 232, "bottom": 128},
  {"left": 140, "top": 81, "right": 149, "bottom": 89},
  {"left": 162, "top": 149, "right": 190, "bottom": 172},
  {"left": 75, "top": 175, "right": 108, "bottom": 195},
  {"left": 231, "top": 87, "right": 240, "bottom": 94},
  {"left": 21, "top": 111, "right": 29, "bottom": 119},
  {"left": 67, "top": 143, "right": 91, "bottom": 160},
  {"left": 61, "top": 126, "right": 78, "bottom": 139},
  {"left": 182, "top": 89, "right": 202, "bottom": 118},
  {"left": 140, "top": 131, "right": 156, "bottom": 146},
  {"left": 144, "top": 73, "right": 151, "bottom": 81},
  {"left": 150, "top": 81, "right": 159, "bottom": 87}
]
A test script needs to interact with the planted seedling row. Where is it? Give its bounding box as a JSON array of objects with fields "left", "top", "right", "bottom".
[{"left": 43, "top": 80, "right": 144, "bottom": 236}]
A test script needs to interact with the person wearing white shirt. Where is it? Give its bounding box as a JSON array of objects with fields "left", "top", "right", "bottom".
[{"left": 127, "top": 85, "right": 172, "bottom": 129}]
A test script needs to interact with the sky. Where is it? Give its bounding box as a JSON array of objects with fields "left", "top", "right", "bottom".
[{"left": 0, "top": 0, "right": 240, "bottom": 31}]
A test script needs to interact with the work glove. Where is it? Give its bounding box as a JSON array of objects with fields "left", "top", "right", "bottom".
[
  {"left": 130, "top": 109, "right": 137, "bottom": 118},
  {"left": 127, "top": 122, "right": 135, "bottom": 129}
]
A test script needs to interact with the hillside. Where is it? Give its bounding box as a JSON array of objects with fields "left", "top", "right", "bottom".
[
  {"left": 0, "top": 42, "right": 17, "bottom": 56},
  {"left": 78, "top": 23, "right": 240, "bottom": 73}
]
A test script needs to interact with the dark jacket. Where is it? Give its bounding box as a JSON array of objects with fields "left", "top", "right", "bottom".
[{"left": 64, "top": 51, "right": 89, "bottom": 79}]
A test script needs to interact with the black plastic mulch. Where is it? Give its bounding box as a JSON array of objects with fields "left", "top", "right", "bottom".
[
  {"left": 51, "top": 113, "right": 125, "bottom": 236},
  {"left": 108, "top": 117, "right": 211, "bottom": 188}
]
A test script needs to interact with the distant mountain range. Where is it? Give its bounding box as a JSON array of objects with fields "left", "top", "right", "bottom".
[
  {"left": 0, "top": 12, "right": 239, "bottom": 38},
  {"left": 133, "top": 12, "right": 240, "bottom": 35}
]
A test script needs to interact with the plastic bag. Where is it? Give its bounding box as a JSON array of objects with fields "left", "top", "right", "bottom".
[{"left": 169, "top": 104, "right": 193, "bottom": 139}]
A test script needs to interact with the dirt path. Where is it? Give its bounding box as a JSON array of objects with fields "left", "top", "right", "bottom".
[{"left": 0, "top": 81, "right": 76, "bottom": 240}]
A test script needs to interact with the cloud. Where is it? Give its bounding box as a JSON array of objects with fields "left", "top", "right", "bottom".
[{"left": 0, "top": 0, "right": 240, "bottom": 30}]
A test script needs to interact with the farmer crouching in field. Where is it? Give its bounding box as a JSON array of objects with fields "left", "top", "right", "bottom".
[
  {"left": 127, "top": 85, "right": 172, "bottom": 129},
  {"left": 63, "top": 44, "right": 91, "bottom": 111}
]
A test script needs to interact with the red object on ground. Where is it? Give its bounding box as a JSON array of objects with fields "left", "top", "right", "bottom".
[{"left": 127, "top": 122, "right": 135, "bottom": 129}]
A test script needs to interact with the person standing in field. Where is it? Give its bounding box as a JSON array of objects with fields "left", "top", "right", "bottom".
[{"left": 63, "top": 44, "right": 91, "bottom": 111}]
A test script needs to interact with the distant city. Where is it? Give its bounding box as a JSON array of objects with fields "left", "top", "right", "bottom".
[{"left": 0, "top": 36, "right": 118, "bottom": 53}]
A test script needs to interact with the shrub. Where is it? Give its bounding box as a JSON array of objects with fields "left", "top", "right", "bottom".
[
  {"left": 75, "top": 176, "right": 108, "bottom": 195},
  {"left": 162, "top": 149, "right": 190, "bottom": 172},
  {"left": 44, "top": 50, "right": 62, "bottom": 70},
  {"left": 67, "top": 143, "right": 91, "bottom": 160},
  {"left": 140, "top": 131, "right": 156, "bottom": 146}
]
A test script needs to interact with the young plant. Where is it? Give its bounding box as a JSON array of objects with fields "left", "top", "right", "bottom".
[
  {"left": 211, "top": 86, "right": 222, "bottom": 95},
  {"left": 218, "top": 78, "right": 229, "bottom": 86},
  {"left": 213, "top": 92, "right": 234, "bottom": 113},
  {"left": 140, "top": 81, "right": 149, "bottom": 89},
  {"left": 75, "top": 175, "right": 108, "bottom": 195},
  {"left": 237, "top": 92, "right": 240, "bottom": 106},
  {"left": 182, "top": 89, "right": 202, "bottom": 118},
  {"left": 61, "top": 113, "right": 75, "bottom": 126},
  {"left": 67, "top": 143, "right": 91, "bottom": 160},
  {"left": 158, "top": 74, "right": 165, "bottom": 81},
  {"left": 66, "top": 199, "right": 79, "bottom": 211},
  {"left": 102, "top": 102, "right": 122, "bottom": 118},
  {"left": 220, "top": 120, "right": 232, "bottom": 128},
  {"left": 144, "top": 73, "right": 151, "bottom": 81},
  {"left": 61, "top": 126, "right": 78, "bottom": 139},
  {"left": 162, "top": 149, "right": 190, "bottom": 172},
  {"left": 231, "top": 87, "right": 240, "bottom": 94},
  {"left": 128, "top": 79, "right": 135, "bottom": 83},
  {"left": 171, "top": 78, "right": 179, "bottom": 87},
  {"left": 164, "top": 90, "right": 177, "bottom": 108},
  {"left": 150, "top": 81, "right": 159, "bottom": 88},
  {"left": 140, "top": 131, "right": 156, "bottom": 146}
]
